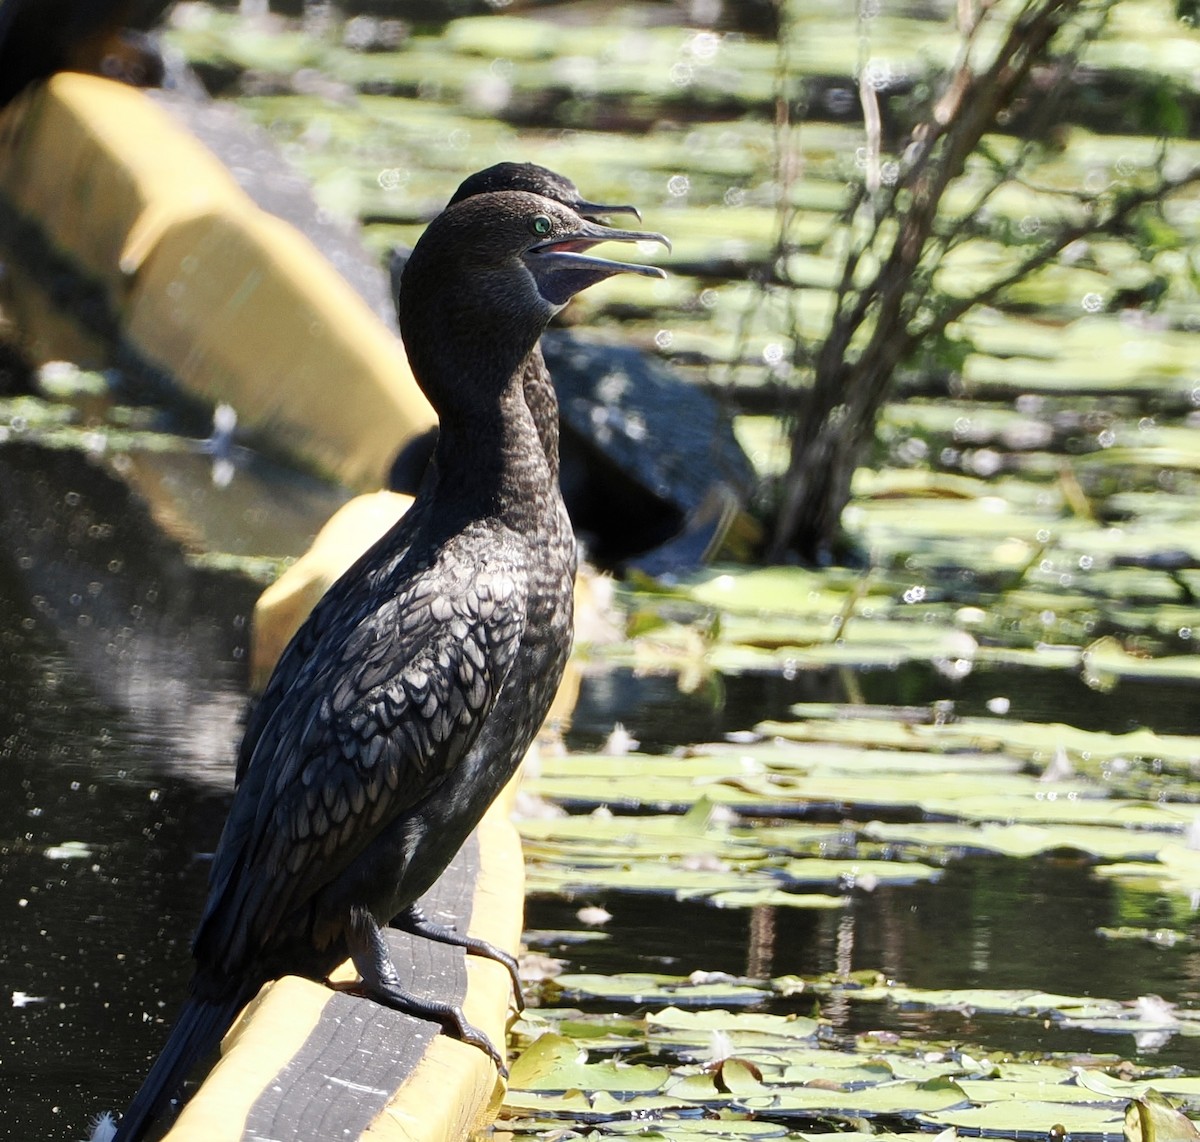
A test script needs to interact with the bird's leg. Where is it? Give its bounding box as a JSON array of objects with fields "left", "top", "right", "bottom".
[
  {"left": 346, "top": 905, "right": 507, "bottom": 1074},
  {"left": 390, "top": 903, "right": 525, "bottom": 1013}
]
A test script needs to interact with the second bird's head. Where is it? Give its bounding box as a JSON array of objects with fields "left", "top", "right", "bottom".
[{"left": 399, "top": 190, "right": 669, "bottom": 390}]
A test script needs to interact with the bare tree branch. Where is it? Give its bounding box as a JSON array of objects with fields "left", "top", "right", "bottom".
[{"left": 764, "top": 0, "right": 1168, "bottom": 563}]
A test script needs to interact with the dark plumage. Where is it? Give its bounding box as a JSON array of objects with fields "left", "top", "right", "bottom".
[
  {"left": 392, "top": 164, "right": 745, "bottom": 571},
  {"left": 262, "top": 163, "right": 645, "bottom": 800},
  {"left": 388, "top": 162, "right": 641, "bottom": 495},
  {"left": 447, "top": 161, "right": 642, "bottom": 222},
  {"left": 449, "top": 163, "right": 642, "bottom": 480},
  {"left": 111, "top": 189, "right": 667, "bottom": 1141},
  {"left": 0, "top": 0, "right": 169, "bottom": 106}
]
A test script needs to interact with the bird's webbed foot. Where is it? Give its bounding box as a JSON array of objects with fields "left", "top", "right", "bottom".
[
  {"left": 391, "top": 903, "right": 525, "bottom": 1013},
  {"left": 348, "top": 906, "right": 507, "bottom": 1075}
]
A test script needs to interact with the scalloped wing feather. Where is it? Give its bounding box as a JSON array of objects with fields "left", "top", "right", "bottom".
[{"left": 197, "top": 561, "right": 527, "bottom": 973}]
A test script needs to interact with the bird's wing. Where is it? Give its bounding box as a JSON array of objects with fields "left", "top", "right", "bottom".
[
  {"left": 197, "top": 560, "right": 526, "bottom": 974},
  {"left": 236, "top": 498, "right": 431, "bottom": 786}
]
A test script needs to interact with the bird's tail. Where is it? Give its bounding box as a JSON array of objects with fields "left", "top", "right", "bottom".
[{"left": 111, "top": 991, "right": 246, "bottom": 1142}]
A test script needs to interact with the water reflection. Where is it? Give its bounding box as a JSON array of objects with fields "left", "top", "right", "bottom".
[
  {"left": 570, "top": 656, "right": 1200, "bottom": 755},
  {"left": 527, "top": 855, "right": 1200, "bottom": 1070},
  {"left": 554, "top": 658, "right": 1200, "bottom": 1077},
  {"left": 0, "top": 442, "right": 258, "bottom": 784},
  {"left": 0, "top": 443, "right": 257, "bottom": 1139},
  {"left": 4, "top": 442, "right": 1200, "bottom": 1136}
]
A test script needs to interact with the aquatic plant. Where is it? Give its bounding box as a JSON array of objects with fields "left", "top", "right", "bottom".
[{"left": 767, "top": 0, "right": 1200, "bottom": 563}]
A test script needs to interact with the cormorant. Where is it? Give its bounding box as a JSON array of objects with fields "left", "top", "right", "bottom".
[
  {"left": 110, "top": 190, "right": 667, "bottom": 1141},
  {"left": 389, "top": 164, "right": 749, "bottom": 570},
  {"left": 387, "top": 161, "right": 643, "bottom": 494},
  {"left": 447, "top": 161, "right": 642, "bottom": 221},
  {"left": 258, "top": 162, "right": 644, "bottom": 815},
  {"left": 252, "top": 161, "right": 655, "bottom": 692}
]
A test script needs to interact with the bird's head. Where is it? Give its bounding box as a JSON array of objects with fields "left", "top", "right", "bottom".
[
  {"left": 449, "top": 162, "right": 644, "bottom": 223},
  {"left": 516, "top": 197, "right": 669, "bottom": 308},
  {"left": 399, "top": 191, "right": 669, "bottom": 394}
]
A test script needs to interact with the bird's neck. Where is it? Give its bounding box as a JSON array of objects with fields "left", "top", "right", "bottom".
[
  {"left": 432, "top": 358, "right": 558, "bottom": 529},
  {"left": 523, "top": 347, "right": 560, "bottom": 482}
]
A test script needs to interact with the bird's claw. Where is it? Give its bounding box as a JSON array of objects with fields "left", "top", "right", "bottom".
[
  {"left": 446, "top": 1005, "right": 507, "bottom": 1076},
  {"left": 391, "top": 905, "right": 525, "bottom": 1015},
  {"left": 344, "top": 966, "right": 507, "bottom": 1074}
]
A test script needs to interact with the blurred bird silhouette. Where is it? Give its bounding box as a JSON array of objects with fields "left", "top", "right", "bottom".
[{"left": 0, "top": 0, "right": 172, "bottom": 106}]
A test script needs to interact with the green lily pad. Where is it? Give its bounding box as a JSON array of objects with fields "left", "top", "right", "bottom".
[
  {"left": 507, "top": 1033, "right": 672, "bottom": 1093},
  {"left": 736, "top": 1076, "right": 971, "bottom": 1118},
  {"left": 955, "top": 1077, "right": 1129, "bottom": 1104},
  {"left": 647, "top": 1007, "right": 823, "bottom": 1044},
  {"left": 862, "top": 821, "right": 1168, "bottom": 861},
  {"left": 583, "top": 1120, "right": 791, "bottom": 1139},
  {"left": 879, "top": 988, "right": 1126, "bottom": 1020},
  {"left": 778, "top": 857, "right": 941, "bottom": 888},
  {"left": 705, "top": 889, "right": 845, "bottom": 910},
  {"left": 920, "top": 1100, "right": 1125, "bottom": 1138},
  {"left": 1126, "top": 1089, "right": 1200, "bottom": 1142},
  {"left": 548, "top": 973, "right": 769, "bottom": 1008},
  {"left": 501, "top": 1088, "right": 692, "bottom": 1119}
]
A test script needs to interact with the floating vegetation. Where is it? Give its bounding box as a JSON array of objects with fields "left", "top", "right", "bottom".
[
  {"left": 9, "top": 0, "right": 1200, "bottom": 1137},
  {"left": 502, "top": 993, "right": 1200, "bottom": 1139},
  {"left": 518, "top": 546, "right": 1200, "bottom": 1133}
]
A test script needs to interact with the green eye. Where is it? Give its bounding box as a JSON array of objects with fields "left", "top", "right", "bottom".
[{"left": 531, "top": 214, "right": 553, "bottom": 236}]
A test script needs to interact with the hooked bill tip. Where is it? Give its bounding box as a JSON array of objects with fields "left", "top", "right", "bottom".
[
  {"left": 577, "top": 200, "right": 644, "bottom": 223},
  {"left": 590, "top": 226, "right": 670, "bottom": 254}
]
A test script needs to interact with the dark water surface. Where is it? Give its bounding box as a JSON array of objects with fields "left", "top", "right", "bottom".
[
  {"left": 4, "top": 457, "right": 1200, "bottom": 1138},
  {"left": 0, "top": 446, "right": 258, "bottom": 1139},
  {"left": 527, "top": 858, "right": 1200, "bottom": 1069},
  {"left": 6, "top": 0, "right": 1200, "bottom": 1135}
]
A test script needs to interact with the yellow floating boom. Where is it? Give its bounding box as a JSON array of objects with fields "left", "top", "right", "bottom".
[
  {"left": 0, "top": 72, "right": 435, "bottom": 490},
  {"left": 0, "top": 70, "right": 526, "bottom": 1142}
]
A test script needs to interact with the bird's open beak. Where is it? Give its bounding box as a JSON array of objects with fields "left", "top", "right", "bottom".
[
  {"left": 573, "top": 198, "right": 644, "bottom": 223},
  {"left": 526, "top": 222, "right": 670, "bottom": 306}
]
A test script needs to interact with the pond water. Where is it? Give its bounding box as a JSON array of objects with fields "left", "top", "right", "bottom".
[
  {"left": 4, "top": 484, "right": 1200, "bottom": 1139},
  {"left": 0, "top": 445, "right": 259, "bottom": 1137},
  {"left": 6, "top": 0, "right": 1200, "bottom": 1137},
  {"left": 554, "top": 667, "right": 1200, "bottom": 1077},
  {"left": 525, "top": 857, "right": 1200, "bottom": 1068}
]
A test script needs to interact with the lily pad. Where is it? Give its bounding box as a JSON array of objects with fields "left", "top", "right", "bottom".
[
  {"left": 735, "top": 1076, "right": 972, "bottom": 1118},
  {"left": 920, "top": 1100, "right": 1126, "bottom": 1139},
  {"left": 1127, "top": 1090, "right": 1200, "bottom": 1142},
  {"left": 547, "top": 973, "right": 769, "bottom": 1009},
  {"left": 646, "top": 1006, "right": 823, "bottom": 1045},
  {"left": 508, "top": 1033, "right": 672, "bottom": 1094}
]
